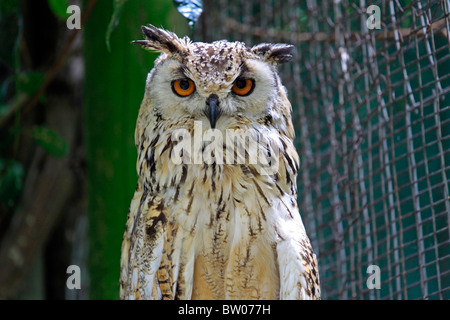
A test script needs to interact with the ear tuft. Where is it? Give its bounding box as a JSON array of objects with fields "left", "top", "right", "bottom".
[
  {"left": 251, "top": 43, "right": 296, "bottom": 64},
  {"left": 132, "top": 24, "right": 186, "bottom": 55}
]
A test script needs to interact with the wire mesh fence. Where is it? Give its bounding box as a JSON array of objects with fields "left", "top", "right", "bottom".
[{"left": 197, "top": 0, "right": 450, "bottom": 299}]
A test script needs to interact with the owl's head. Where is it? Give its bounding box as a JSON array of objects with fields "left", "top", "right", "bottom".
[{"left": 134, "top": 25, "right": 295, "bottom": 130}]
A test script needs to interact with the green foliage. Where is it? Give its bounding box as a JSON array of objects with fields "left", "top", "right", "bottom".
[
  {"left": 0, "top": 159, "right": 24, "bottom": 207},
  {"left": 47, "top": 0, "right": 70, "bottom": 19},
  {"left": 17, "top": 72, "right": 46, "bottom": 102},
  {"left": 30, "top": 126, "right": 68, "bottom": 158}
]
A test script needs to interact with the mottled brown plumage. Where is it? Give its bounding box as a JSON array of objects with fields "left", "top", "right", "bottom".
[{"left": 120, "top": 25, "right": 320, "bottom": 299}]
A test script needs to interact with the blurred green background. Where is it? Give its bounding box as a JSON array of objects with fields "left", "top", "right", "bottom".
[
  {"left": 83, "top": 0, "right": 189, "bottom": 300},
  {"left": 0, "top": 0, "right": 189, "bottom": 299}
]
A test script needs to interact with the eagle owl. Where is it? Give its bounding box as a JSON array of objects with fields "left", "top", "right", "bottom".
[{"left": 120, "top": 25, "right": 320, "bottom": 300}]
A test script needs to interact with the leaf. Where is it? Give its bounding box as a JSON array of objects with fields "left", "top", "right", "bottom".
[
  {"left": 17, "top": 71, "right": 46, "bottom": 102},
  {"left": 173, "top": 0, "right": 203, "bottom": 28},
  {"left": 105, "top": 0, "right": 129, "bottom": 52},
  {"left": 48, "top": 0, "right": 70, "bottom": 19},
  {"left": 31, "top": 126, "right": 68, "bottom": 157}
]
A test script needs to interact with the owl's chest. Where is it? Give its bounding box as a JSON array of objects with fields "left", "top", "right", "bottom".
[
  {"left": 168, "top": 164, "right": 279, "bottom": 299},
  {"left": 145, "top": 142, "right": 280, "bottom": 298},
  {"left": 163, "top": 162, "right": 269, "bottom": 231},
  {"left": 141, "top": 131, "right": 275, "bottom": 239}
]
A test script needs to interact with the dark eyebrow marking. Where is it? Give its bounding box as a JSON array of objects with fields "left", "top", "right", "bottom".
[
  {"left": 237, "top": 62, "right": 249, "bottom": 78},
  {"left": 175, "top": 65, "right": 189, "bottom": 78}
]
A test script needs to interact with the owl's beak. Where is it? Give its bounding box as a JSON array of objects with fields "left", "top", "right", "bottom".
[{"left": 204, "top": 94, "right": 221, "bottom": 129}]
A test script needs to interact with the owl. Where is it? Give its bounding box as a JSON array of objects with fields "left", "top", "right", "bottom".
[{"left": 120, "top": 25, "right": 320, "bottom": 300}]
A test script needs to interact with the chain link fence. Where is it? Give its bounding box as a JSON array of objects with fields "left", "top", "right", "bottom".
[{"left": 197, "top": 0, "right": 450, "bottom": 299}]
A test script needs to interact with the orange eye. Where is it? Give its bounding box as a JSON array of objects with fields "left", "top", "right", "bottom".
[
  {"left": 172, "top": 79, "right": 195, "bottom": 97},
  {"left": 232, "top": 78, "right": 254, "bottom": 96}
]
